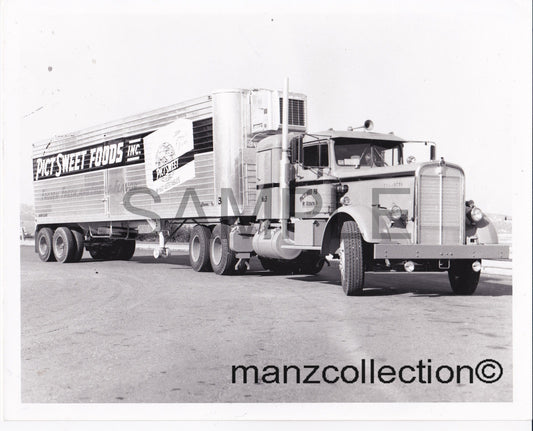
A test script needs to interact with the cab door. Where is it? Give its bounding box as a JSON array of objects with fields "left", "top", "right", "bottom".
[{"left": 294, "top": 140, "right": 336, "bottom": 218}]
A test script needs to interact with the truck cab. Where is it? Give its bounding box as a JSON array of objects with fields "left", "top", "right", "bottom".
[{"left": 254, "top": 127, "right": 508, "bottom": 296}]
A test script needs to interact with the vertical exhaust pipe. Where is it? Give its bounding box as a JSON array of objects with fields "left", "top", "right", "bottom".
[
  {"left": 280, "top": 77, "right": 290, "bottom": 238},
  {"left": 252, "top": 77, "right": 302, "bottom": 261}
]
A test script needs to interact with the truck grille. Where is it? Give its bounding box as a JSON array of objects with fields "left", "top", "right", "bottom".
[{"left": 416, "top": 164, "right": 465, "bottom": 245}]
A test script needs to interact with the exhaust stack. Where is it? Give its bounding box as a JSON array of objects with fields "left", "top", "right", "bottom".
[{"left": 280, "top": 77, "right": 290, "bottom": 238}]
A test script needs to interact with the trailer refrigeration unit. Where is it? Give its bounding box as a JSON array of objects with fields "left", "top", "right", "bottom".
[{"left": 33, "top": 80, "right": 509, "bottom": 295}]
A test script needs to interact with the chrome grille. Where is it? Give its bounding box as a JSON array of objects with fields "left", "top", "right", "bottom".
[{"left": 416, "top": 164, "right": 464, "bottom": 245}]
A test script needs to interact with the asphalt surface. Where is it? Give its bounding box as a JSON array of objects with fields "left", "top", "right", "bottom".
[{"left": 20, "top": 245, "right": 512, "bottom": 403}]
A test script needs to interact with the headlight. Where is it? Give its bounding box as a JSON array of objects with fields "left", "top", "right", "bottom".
[
  {"left": 469, "top": 206, "right": 483, "bottom": 223},
  {"left": 389, "top": 205, "right": 402, "bottom": 221},
  {"left": 340, "top": 195, "right": 351, "bottom": 206}
]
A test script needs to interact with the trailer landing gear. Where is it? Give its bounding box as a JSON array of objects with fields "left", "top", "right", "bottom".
[
  {"left": 153, "top": 247, "right": 170, "bottom": 259},
  {"left": 151, "top": 230, "right": 171, "bottom": 260}
]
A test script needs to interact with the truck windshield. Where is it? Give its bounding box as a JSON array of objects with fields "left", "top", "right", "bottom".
[{"left": 334, "top": 138, "right": 401, "bottom": 167}]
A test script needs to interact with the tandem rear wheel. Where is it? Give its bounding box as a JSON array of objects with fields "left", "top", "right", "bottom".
[
  {"left": 188, "top": 223, "right": 247, "bottom": 275},
  {"left": 37, "top": 226, "right": 86, "bottom": 263},
  {"left": 37, "top": 226, "right": 136, "bottom": 263}
]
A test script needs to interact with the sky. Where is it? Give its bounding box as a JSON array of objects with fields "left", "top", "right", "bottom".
[{"left": 4, "top": 0, "right": 532, "bottom": 215}]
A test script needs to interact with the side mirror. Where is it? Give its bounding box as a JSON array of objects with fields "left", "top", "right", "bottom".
[
  {"left": 290, "top": 137, "right": 303, "bottom": 164},
  {"left": 430, "top": 144, "right": 436, "bottom": 161}
]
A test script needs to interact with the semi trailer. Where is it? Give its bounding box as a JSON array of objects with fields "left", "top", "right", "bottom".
[{"left": 33, "top": 80, "right": 509, "bottom": 295}]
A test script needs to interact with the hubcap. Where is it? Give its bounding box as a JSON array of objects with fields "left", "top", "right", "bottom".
[
  {"left": 191, "top": 235, "right": 201, "bottom": 262},
  {"left": 211, "top": 236, "right": 222, "bottom": 266},
  {"left": 55, "top": 236, "right": 65, "bottom": 257},
  {"left": 39, "top": 235, "right": 48, "bottom": 255}
]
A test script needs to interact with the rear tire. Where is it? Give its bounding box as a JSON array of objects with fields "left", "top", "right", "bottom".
[
  {"left": 189, "top": 225, "right": 212, "bottom": 272},
  {"left": 299, "top": 251, "right": 325, "bottom": 275},
  {"left": 116, "top": 239, "right": 136, "bottom": 260},
  {"left": 339, "top": 220, "right": 365, "bottom": 296},
  {"left": 448, "top": 260, "right": 480, "bottom": 295},
  {"left": 89, "top": 247, "right": 108, "bottom": 260},
  {"left": 52, "top": 227, "right": 76, "bottom": 263},
  {"left": 71, "top": 229, "right": 85, "bottom": 262},
  {"left": 209, "top": 224, "right": 237, "bottom": 275},
  {"left": 259, "top": 257, "right": 277, "bottom": 272},
  {"left": 259, "top": 252, "right": 324, "bottom": 275},
  {"left": 37, "top": 227, "right": 56, "bottom": 262}
]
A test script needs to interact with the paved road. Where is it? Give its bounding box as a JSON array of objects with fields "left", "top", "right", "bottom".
[{"left": 20, "top": 245, "right": 512, "bottom": 403}]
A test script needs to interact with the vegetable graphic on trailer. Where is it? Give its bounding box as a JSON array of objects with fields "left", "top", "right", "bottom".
[{"left": 143, "top": 118, "right": 196, "bottom": 194}]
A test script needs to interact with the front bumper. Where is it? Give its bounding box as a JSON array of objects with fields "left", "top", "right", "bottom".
[{"left": 374, "top": 244, "right": 509, "bottom": 260}]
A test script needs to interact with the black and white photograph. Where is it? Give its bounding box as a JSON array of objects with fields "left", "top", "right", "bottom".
[{"left": 1, "top": 0, "right": 532, "bottom": 428}]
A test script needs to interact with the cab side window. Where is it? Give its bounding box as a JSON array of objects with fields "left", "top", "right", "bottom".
[{"left": 302, "top": 142, "right": 329, "bottom": 168}]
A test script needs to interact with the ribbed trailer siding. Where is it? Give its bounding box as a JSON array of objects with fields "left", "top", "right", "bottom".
[
  {"left": 33, "top": 89, "right": 307, "bottom": 226},
  {"left": 33, "top": 96, "right": 216, "bottom": 225}
]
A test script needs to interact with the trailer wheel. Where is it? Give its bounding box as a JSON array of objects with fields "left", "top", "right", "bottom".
[
  {"left": 189, "top": 225, "right": 212, "bottom": 272},
  {"left": 117, "top": 240, "right": 136, "bottom": 260},
  {"left": 338, "top": 220, "right": 365, "bottom": 296},
  {"left": 52, "top": 227, "right": 76, "bottom": 263},
  {"left": 448, "top": 260, "right": 480, "bottom": 295},
  {"left": 37, "top": 227, "right": 56, "bottom": 262},
  {"left": 71, "top": 230, "right": 85, "bottom": 262},
  {"left": 89, "top": 247, "right": 107, "bottom": 260},
  {"left": 209, "top": 224, "right": 237, "bottom": 275}
]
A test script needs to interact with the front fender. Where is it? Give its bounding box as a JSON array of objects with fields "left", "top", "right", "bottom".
[
  {"left": 320, "top": 205, "right": 392, "bottom": 255},
  {"left": 466, "top": 216, "right": 500, "bottom": 244}
]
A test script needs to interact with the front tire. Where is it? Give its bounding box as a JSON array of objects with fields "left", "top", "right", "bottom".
[
  {"left": 37, "top": 227, "right": 56, "bottom": 262},
  {"left": 52, "top": 227, "right": 76, "bottom": 263},
  {"left": 448, "top": 260, "right": 480, "bottom": 295},
  {"left": 338, "top": 220, "right": 365, "bottom": 296},
  {"left": 189, "top": 225, "right": 212, "bottom": 272},
  {"left": 209, "top": 224, "right": 237, "bottom": 275}
]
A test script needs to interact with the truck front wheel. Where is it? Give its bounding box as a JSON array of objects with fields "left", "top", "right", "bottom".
[
  {"left": 209, "top": 224, "right": 238, "bottom": 275},
  {"left": 189, "top": 225, "right": 212, "bottom": 272},
  {"left": 37, "top": 227, "right": 56, "bottom": 262},
  {"left": 338, "top": 220, "right": 365, "bottom": 296},
  {"left": 448, "top": 260, "right": 480, "bottom": 295},
  {"left": 52, "top": 227, "right": 76, "bottom": 263}
]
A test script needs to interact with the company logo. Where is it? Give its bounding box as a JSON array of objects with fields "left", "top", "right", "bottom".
[
  {"left": 153, "top": 142, "right": 178, "bottom": 182},
  {"left": 299, "top": 189, "right": 318, "bottom": 207},
  {"left": 33, "top": 133, "right": 148, "bottom": 181}
]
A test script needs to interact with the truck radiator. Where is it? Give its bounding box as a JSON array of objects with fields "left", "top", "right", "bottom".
[{"left": 416, "top": 164, "right": 465, "bottom": 245}]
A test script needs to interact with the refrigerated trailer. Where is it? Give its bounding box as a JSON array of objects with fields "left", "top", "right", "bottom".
[{"left": 33, "top": 82, "right": 509, "bottom": 295}]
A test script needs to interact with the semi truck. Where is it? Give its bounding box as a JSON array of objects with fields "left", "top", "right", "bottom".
[{"left": 33, "top": 80, "right": 509, "bottom": 295}]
